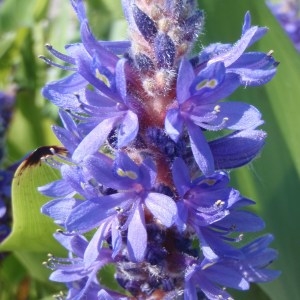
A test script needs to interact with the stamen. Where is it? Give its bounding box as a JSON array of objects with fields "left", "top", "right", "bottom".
[
  {"left": 38, "top": 55, "right": 77, "bottom": 71},
  {"left": 115, "top": 206, "right": 123, "bottom": 213},
  {"left": 214, "top": 199, "right": 225, "bottom": 207},
  {"left": 45, "top": 43, "right": 76, "bottom": 64},
  {"left": 213, "top": 105, "right": 221, "bottom": 113}
]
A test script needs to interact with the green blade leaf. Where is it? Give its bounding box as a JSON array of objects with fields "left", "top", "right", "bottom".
[{"left": 0, "top": 161, "right": 65, "bottom": 255}]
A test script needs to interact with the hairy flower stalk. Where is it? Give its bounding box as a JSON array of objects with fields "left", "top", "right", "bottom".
[{"left": 40, "top": 0, "right": 280, "bottom": 299}]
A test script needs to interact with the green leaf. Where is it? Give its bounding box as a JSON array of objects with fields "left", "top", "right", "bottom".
[
  {"left": 0, "top": 253, "right": 63, "bottom": 299},
  {"left": 0, "top": 161, "right": 65, "bottom": 255},
  {"left": 199, "top": 1, "right": 300, "bottom": 299}
]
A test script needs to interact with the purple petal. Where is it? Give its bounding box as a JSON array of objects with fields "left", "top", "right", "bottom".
[
  {"left": 145, "top": 192, "right": 177, "bottom": 227},
  {"left": 187, "top": 122, "right": 214, "bottom": 175},
  {"left": 84, "top": 221, "right": 111, "bottom": 266},
  {"left": 42, "top": 73, "right": 86, "bottom": 111},
  {"left": 74, "top": 45, "right": 118, "bottom": 99},
  {"left": 188, "top": 73, "right": 240, "bottom": 106},
  {"left": 50, "top": 266, "right": 85, "bottom": 282},
  {"left": 38, "top": 179, "right": 74, "bottom": 197},
  {"left": 52, "top": 125, "right": 79, "bottom": 153},
  {"left": 177, "top": 59, "right": 194, "bottom": 103},
  {"left": 80, "top": 20, "right": 118, "bottom": 68},
  {"left": 165, "top": 108, "right": 183, "bottom": 142},
  {"left": 175, "top": 202, "right": 188, "bottom": 232},
  {"left": 229, "top": 67, "right": 277, "bottom": 86},
  {"left": 66, "top": 194, "right": 129, "bottom": 232},
  {"left": 54, "top": 232, "right": 88, "bottom": 257},
  {"left": 216, "top": 102, "right": 263, "bottom": 130},
  {"left": 210, "top": 129, "right": 266, "bottom": 169},
  {"left": 205, "top": 263, "right": 249, "bottom": 290},
  {"left": 41, "top": 198, "right": 81, "bottom": 226},
  {"left": 172, "top": 157, "right": 191, "bottom": 197},
  {"left": 217, "top": 211, "right": 265, "bottom": 232},
  {"left": 197, "top": 273, "right": 234, "bottom": 300},
  {"left": 190, "top": 62, "right": 226, "bottom": 96},
  {"left": 208, "top": 25, "right": 267, "bottom": 67},
  {"left": 117, "top": 110, "right": 139, "bottom": 148},
  {"left": 115, "top": 59, "right": 127, "bottom": 100},
  {"left": 84, "top": 153, "right": 133, "bottom": 190},
  {"left": 127, "top": 204, "right": 147, "bottom": 262},
  {"left": 72, "top": 118, "right": 117, "bottom": 162}
]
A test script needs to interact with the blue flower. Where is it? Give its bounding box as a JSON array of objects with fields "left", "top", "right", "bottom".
[
  {"left": 165, "top": 12, "right": 277, "bottom": 175},
  {"left": 38, "top": 0, "right": 279, "bottom": 298},
  {"left": 42, "top": 1, "right": 138, "bottom": 148},
  {"left": 42, "top": 151, "right": 177, "bottom": 263},
  {"left": 184, "top": 235, "right": 280, "bottom": 300},
  {"left": 45, "top": 231, "right": 120, "bottom": 300},
  {"left": 172, "top": 158, "right": 265, "bottom": 259}
]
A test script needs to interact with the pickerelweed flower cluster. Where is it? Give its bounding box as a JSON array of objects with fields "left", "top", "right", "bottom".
[
  {"left": 39, "top": 0, "right": 280, "bottom": 299},
  {"left": 267, "top": 0, "right": 300, "bottom": 52},
  {"left": 0, "top": 91, "right": 16, "bottom": 258}
]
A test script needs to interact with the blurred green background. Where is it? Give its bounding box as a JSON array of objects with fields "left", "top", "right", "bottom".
[{"left": 0, "top": 0, "right": 300, "bottom": 299}]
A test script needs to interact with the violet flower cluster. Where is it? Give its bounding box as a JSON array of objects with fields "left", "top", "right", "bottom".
[
  {"left": 267, "top": 0, "right": 300, "bottom": 51},
  {"left": 0, "top": 91, "right": 16, "bottom": 257},
  {"left": 39, "top": 0, "right": 280, "bottom": 299}
]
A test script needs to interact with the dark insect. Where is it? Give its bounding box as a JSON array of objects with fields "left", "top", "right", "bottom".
[{"left": 17, "top": 146, "right": 67, "bottom": 176}]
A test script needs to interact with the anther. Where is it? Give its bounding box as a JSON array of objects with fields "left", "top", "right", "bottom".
[
  {"left": 215, "top": 199, "right": 225, "bottom": 207},
  {"left": 213, "top": 105, "right": 221, "bottom": 113},
  {"left": 38, "top": 55, "right": 77, "bottom": 71},
  {"left": 115, "top": 206, "right": 123, "bottom": 213}
]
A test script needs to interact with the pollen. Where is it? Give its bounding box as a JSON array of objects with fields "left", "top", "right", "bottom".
[
  {"left": 215, "top": 199, "right": 225, "bottom": 207},
  {"left": 213, "top": 105, "right": 221, "bottom": 113}
]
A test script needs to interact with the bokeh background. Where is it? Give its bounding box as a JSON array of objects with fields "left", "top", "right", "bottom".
[{"left": 0, "top": 0, "right": 300, "bottom": 299}]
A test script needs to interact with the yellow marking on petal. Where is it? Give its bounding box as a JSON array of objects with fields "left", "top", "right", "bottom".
[
  {"left": 116, "top": 168, "right": 138, "bottom": 180},
  {"left": 95, "top": 69, "right": 111, "bottom": 87},
  {"left": 195, "top": 79, "right": 218, "bottom": 91},
  {"left": 202, "top": 178, "right": 216, "bottom": 185}
]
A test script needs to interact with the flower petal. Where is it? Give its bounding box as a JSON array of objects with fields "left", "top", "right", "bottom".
[
  {"left": 117, "top": 110, "right": 139, "bottom": 148},
  {"left": 72, "top": 118, "right": 116, "bottom": 162},
  {"left": 127, "top": 204, "right": 147, "bottom": 262},
  {"left": 165, "top": 108, "right": 183, "bottom": 142},
  {"left": 187, "top": 122, "right": 214, "bottom": 175},
  {"left": 145, "top": 192, "right": 177, "bottom": 227}
]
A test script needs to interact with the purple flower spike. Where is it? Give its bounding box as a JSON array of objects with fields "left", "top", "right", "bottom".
[{"left": 39, "top": 0, "right": 279, "bottom": 298}]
